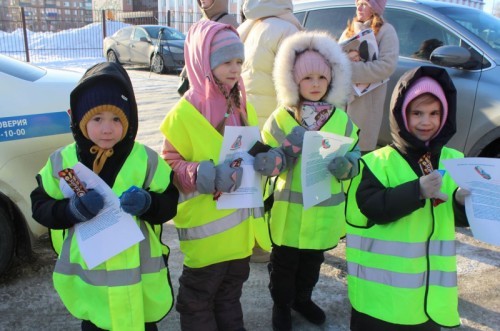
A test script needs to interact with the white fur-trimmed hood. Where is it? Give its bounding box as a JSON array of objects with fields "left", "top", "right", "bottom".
[{"left": 273, "top": 30, "right": 351, "bottom": 108}]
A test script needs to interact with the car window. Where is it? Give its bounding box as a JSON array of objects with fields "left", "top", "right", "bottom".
[
  {"left": 385, "top": 8, "right": 489, "bottom": 70},
  {"left": 114, "top": 26, "right": 133, "bottom": 39},
  {"left": 162, "top": 29, "right": 185, "bottom": 41},
  {"left": 144, "top": 26, "right": 185, "bottom": 41},
  {"left": 433, "top": 6, "right": 500, "bottom": 53},
  {"left": 384, "top": 8, "right": 459, "bottom": 59},
  {"left": 132, "top": 27, "right": 149, "bottom": 41},
  {"left": 0, "top": 55, "right": 46, "bottom": 82},
  {"left": 301, "top": 7, "right": 355, "bottom": 39},
  {"left": 294, "top": 11, "right": 305, "bottom": 26}
]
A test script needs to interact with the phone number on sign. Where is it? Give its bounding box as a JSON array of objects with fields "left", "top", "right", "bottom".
[{"left": 1, "top": 128, "right": 27, "bottom": 138}]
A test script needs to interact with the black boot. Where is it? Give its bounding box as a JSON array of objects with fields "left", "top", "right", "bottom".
[
  {"left": 272, "top": 304, "right": 292, "bottom": 331},
  {"left": 292, "top": 291, "right": 326, "bottom": 325}
]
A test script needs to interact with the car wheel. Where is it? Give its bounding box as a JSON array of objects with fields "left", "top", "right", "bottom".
[
  {"left": 107, "top": 50, "right": 120, "bottom": 64},
  {"left": 0, "top": 207, "right": 15, "bottom": 275},
  {"left": 151, "top": 54, "right": 166, "bottom": 74}
]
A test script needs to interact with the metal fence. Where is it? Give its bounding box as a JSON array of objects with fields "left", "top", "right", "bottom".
[{"left": 0, "top": 6, "right": 203, "bottom": 63}]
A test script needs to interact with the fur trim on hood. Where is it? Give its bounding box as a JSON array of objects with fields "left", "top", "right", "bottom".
[{"left": 273, "top": 30, "right": 351, "bottom": 108}]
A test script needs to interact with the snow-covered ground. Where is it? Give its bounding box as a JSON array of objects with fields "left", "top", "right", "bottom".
[{"left": 0, "top": 21, "right": 126, "bottom": 63}]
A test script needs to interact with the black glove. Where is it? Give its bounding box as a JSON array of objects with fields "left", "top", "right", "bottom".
[
  {"left": 67, "top": 189, "right": 104, "bottom": 223},
  {"left": 120, "top": 187, "right": 152, "bottom": 216}
]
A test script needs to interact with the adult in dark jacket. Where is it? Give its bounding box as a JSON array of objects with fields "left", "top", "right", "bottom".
[{"left": 345, "top": 66, "right": 469, "bottom": 331}]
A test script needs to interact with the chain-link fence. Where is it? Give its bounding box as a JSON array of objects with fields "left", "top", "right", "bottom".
[{"left": 0, "top": 6, "right": 203, "bottom": 63}]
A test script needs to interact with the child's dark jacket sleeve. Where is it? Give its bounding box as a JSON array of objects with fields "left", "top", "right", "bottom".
[
  {"left": 357, "top": 164, "right": 470, "bottom": 227},
  {"left": 31, "top": 175, "right": 74, "bottom": 229},
  {"left": 141, "top": 171, "right": 179, "bottom": 225},
  {"left": 356, "top": 164, "right": 424, "bottom": 225}
]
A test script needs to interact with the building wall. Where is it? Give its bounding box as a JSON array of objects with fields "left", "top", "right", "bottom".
[{"left": 0, "top": 0, "right": 93, "bottom": 32}]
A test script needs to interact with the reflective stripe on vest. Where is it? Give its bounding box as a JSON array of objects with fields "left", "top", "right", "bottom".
[
  {"left": 264, "top": 107, "right": 358, "bottom": 249},
  {"left": 55, "top": 222, "right": 163, "bottom": 285},
  {"left": 177, "top": 208, "right": 251, "bottom": 240},
  {"left": 346, "top": 146, "right": 462, "bottom": 327},
  {"left": 159, "top": 99, "right": 259, "bottom": 267}
]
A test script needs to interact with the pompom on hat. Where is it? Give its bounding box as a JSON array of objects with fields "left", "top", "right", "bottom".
[
  {"left": 366, "top": 0, "right": 387, "bottom": 16},
  {"left": 402, "top": 76, "right": 448, "bottom": 133},
  {"left": 210, "top": 28, "right": 244, "bottom": 70},
  {"left": 73, "top": 80, "right": 130, "bottom": 141},
  {"left": 293, "top": 50, "right": 332, "bottom": 84}
]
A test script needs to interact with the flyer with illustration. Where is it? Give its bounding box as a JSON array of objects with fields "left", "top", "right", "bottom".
[
  {"left": 217, "top": 126, "right": 263, "bottom": 209},
  {"left": 301, "top": 131, "right": 353, "bottom": 210},
  {"left": 442, "top": 157, "right": 500, "bottom": 246}
]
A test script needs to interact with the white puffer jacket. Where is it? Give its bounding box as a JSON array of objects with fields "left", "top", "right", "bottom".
[{"left": 238, "top": 0, "right": 303, "bottom": 128}]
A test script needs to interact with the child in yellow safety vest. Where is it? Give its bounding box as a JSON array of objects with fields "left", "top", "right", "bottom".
[
  {"left": 31, "top": 62, "right": 179, "bottom": 331},
  {"left": 160, "top": 20, "right": 290, "bottom": 331},
  {"left": 345, "top": 66, "right": 470, "bottom": 331},
  {"left": 252, "top": 30, "right": 360, "bottom": 330}
]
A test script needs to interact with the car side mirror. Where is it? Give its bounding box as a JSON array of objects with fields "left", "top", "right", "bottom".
[
  {"left": 430, "top": 45, "right": 471, "bottom": 67},
  {"left": 140, "top": 37, "right": 151, "bottom": 43}
]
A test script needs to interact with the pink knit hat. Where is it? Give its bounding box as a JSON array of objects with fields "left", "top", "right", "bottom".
[
  {"left": 210, "top": 28, "right": 244, "bottom": 70},
  {"left": 293, "top": 50, "right": 332, "bottom": 84},
  {"left": 367, "top": 0, "right": 387, "bottom": 16},
  {"left": 402, "top": 76, "right": 448, "bottom": 133}
]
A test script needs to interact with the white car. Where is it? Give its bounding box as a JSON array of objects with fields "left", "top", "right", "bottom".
[{"left": 0, "top": 54, "right": 82, "bottom": 275}]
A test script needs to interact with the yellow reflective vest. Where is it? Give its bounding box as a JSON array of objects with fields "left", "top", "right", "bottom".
[
  {"left": 38, "top": 142, "right": 174, "bottom": 331},
  {"left": 262, "top": 107, "right": 358, "bottom": 249},
  {"left": 345, "top": 145, "right": 463, "bottom": 327},
  {"left": 159, "top": 98, "right": 269, "bottom": 268}
]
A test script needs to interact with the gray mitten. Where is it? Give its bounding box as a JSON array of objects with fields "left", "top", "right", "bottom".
[
  {"left": 253, "top": 148, "right": 286, "bottom": 176},
  {"left": 328, "top": 150, "right": 360, "bottom": 180},
  {"left": 120, "top": 187, "right": 152, "bottom": 216},
  {"left": 215, "top": 162, "right": 243, "bottom": 193},
  {"left": 196, "top": 160, "right": 216, "bottom": 194},
  {"left": 67, "top": 189, "right": 104, "bottom": 223},
  {"left": 281, "top": 126, "right": 306, "bottom": 158},
  {"left": 328, "top": 156, "right": 351, "bottom": 180}
]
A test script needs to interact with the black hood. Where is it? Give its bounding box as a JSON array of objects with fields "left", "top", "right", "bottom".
[
  {"left": 389, "top": 66, "right": 457, "bottom": 156},
  {"left": 69, "top": 62, "right": 138, "bottom": 186}
]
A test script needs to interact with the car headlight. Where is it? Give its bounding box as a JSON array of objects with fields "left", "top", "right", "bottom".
[{"left": 163, "top": 46, "right": 183, "bottom": 54}]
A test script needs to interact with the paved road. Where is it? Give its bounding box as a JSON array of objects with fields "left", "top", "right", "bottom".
[{"left": 1, "top": 67, "right": 499, "bottom": 331}]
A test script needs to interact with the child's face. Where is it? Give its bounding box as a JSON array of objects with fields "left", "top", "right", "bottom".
[
  {"left": 212, "top": 58, "right": 243, "bottom": 88},
  {"left": 407, "top": 98, "right": 442, "bottom": 142},
  {"left": 299, "top": 73, "right": 329, "bottom": 102},
  {"left": 86, "top": 111, "right": 124, "bottom": 149}
]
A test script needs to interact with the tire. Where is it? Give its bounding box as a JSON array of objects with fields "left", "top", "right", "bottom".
[
  {"left": 107, "top": 50, "right": 119, "bottom": 64},
  {"left": 0, "top": 207, "right": 15, "bottom": 275},
  {"left": 151, "top": 54, "right": 166, "bottom": 74}
]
